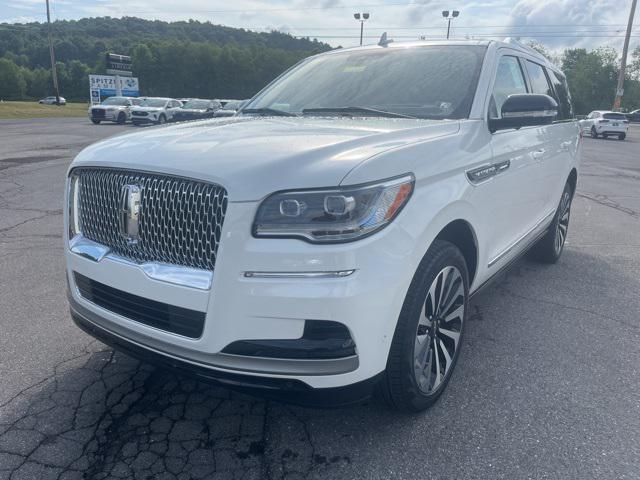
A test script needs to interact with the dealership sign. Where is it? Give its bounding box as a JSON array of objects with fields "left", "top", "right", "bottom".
[
  {"left": 106, "top": 53, "right": 133, "bottom": 77},
  {"left": 89, "top": 75, "right": 140, "bottom": 103}
]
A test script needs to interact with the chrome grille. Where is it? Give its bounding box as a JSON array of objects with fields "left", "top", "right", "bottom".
[{"left": 76, "top": 168, "right": 228, "bottom": 271}]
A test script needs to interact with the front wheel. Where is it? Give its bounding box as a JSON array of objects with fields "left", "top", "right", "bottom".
[
  {"left": 379, "top": 240, "right": 469, "bottom": 412},
  {"left": 619, "top": 133, "right": 626, "bottom": 140},
  {"left": 528, "top": 182, "right": 573, "bottom": 263},
  {"left": 590, "top": 127, "right": 598, "bottom": 138},
  {"left": 157, "top": 114, "right": 166, "bottom": 125},
  {"left": 116, "top": 112, "right": 126, "bottom": 125},
  {"left": 91, "top": 119, "right": 100, "bottom": 125}
]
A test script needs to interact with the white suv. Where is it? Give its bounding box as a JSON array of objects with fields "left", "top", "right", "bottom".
[
  {"left": 131, "top": 97, "right": 183, "bottom": 125},
  {"left": 65, "top": 39, "right": 580, "bottom": 412},
  {"left": 579, "top": 110, "right": 629, "bottom": 140}
]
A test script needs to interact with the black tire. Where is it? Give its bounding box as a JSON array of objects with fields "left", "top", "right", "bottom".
[
  {"left": 602, "top": 134, "right": 608, "bottom": 139},
  {"left": 116, "top": 112, "right": 126, "bottom": 125},
  {"left": 157, "top": 114, "right": 166, "bottom": 125},
  {"left": 619, "top": 133, "right": 626, "bottom": 140},
  {"left": 91, "top": 119, "right": 100, "bottom": 125},
  {"left": 528, "top": 181, "right": 573, "bottom": 264},
  {"left": 590, "top": 127, "right": 598, "bottom": 138},
  {"left": 378, "top": 240, "right": 469, "bottom": 412}
]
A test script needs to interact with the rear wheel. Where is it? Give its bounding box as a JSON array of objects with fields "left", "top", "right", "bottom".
[
  {"left": 379, "top": 240, "right": 468, "bottom": 412},
  {"left": 528, "top": 182, "right": 573, "bottom": 264},
  {"left": 619, "top": 133, "right": 626, "bottom": 140},
  {"left": 590, "top": 127, "right": 598, "bottom": 138}
]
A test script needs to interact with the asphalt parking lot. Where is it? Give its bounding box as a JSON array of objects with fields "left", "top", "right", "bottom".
[{"left": 1, "top": 118, "right": 639, "bottom": 480}]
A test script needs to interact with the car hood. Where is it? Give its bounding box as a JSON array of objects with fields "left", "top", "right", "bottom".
[
  {"left": 73, "top": 116, "right": 459, "bottom": 201},
  {"left": 175, "top": 108, "right": 207, "bottom": 114}
]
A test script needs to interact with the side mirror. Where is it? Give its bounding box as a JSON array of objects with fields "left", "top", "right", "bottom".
[{"left": 489, "top": 94, "right": 558, "bottom": 133}]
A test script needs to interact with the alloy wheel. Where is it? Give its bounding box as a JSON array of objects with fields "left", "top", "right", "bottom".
[
  {"left": 555, "top": 191, "right": 571, "bottom": 254},
  {"left": 413, "top": 266, "right": 465, "bottom": 394}
]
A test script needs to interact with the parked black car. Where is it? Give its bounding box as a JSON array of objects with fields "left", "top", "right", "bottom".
[
  {"left": 627, "top": 109, "right": 640, "bottom": 123},
  {"left": 213, "top": 99, "right": 248, "bottom": 117},
  {"left": 172, "top": 99, "right": 221, "bottom": 121}
]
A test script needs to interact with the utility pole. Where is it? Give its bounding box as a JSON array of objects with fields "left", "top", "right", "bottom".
[
  {"left": 45, "top": 0, "right": 61, "bottom": 106},
  {"left": 613, "top": 0, "right": 638, "bottom": 111}
]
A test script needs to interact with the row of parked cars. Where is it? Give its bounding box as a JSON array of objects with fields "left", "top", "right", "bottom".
[{"left": 88, "top": 96, "right": 247, "bottom": 125}]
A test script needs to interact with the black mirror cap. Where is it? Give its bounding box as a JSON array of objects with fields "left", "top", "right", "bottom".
[{"left": 490, "top": 94, "right": 558, "bottom": 133}]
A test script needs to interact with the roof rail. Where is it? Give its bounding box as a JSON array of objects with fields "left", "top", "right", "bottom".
[{"left": 502, "top": 37, "right": 548, "bottom": 60}]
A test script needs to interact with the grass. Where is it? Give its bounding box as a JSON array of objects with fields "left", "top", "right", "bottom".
[{"left": 0, "top": 101, "right": 88, "bottom": 119}]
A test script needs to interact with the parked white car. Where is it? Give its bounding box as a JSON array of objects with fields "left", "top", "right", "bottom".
[
  {"left": 579, "top": 110, "right": 629, "bottom": 140},
  {"left": 89, "top": 96, "right": 142, "bottom": 125},
  {"left": 131, "top": 97, "right": 183, "bottom": 125},
  {"left": 65, "top": 38, "right": 580, "bottom": 411},
  {"left": 38, "top": 96, "right": 66, "bottom": 105}
]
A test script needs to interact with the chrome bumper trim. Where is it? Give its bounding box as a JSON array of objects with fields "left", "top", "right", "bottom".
[
  {"left": 243, "top": 270, "right": 356, "bottom": 279},
  {"left": 69, "top": 235, "right": 213, "bottom": 290},
  {"left": 69, "top": 296, "right": 359, "bottom": 376}
]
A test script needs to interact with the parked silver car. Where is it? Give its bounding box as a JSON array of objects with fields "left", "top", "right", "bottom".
[{"left": 89, "top": 96, "right": 142, "bottom": 125}]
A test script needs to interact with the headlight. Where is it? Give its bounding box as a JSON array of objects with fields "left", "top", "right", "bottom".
[
  {"left": 68, "top": 172, "right": 82, "bottom": 239},
  {"left": 253, "top": 174, "right": 414, "bottom": 243}
]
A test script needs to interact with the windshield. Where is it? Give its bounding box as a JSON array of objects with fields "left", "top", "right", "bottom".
[
  {"left": 101, "top": 97, "right": 129, "bottom": 106},
  {"left": 245, "top": 45, "right": 486, "bottom": 119},
  {"left": 603, "top": 113, "right": 626, "bottom": 120},
  {"left": 184, "top": 100, "right": 210, "bottom": 109},
  {"left": 139, "top": 98, "right": 167, "bottom": 108}
]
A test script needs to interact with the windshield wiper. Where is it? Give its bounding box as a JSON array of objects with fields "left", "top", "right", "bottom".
[
  {"left": 302, "top": 106, "right": 416, "bottom": 119},
  {"left": 241, "top": 107, "right": 298, "bottom": 117}
]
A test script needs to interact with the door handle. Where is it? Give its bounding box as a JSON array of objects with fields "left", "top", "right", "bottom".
[{"left": 530, "top": 149, "right": 545, "bottom": 160}]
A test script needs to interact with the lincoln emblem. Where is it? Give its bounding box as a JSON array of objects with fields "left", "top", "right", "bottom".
[{"left": 119, "top": 184, "right": 141, "bottom": 243}]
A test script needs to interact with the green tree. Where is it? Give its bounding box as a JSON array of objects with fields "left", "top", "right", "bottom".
[{"left": 0, "top": 57, "right": 26, "bottom": 100}]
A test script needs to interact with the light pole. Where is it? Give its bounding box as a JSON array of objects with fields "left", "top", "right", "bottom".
[
  {"left": 354, "top": 12, "right": 370, "bottom": 46},
  {"left": 613, "top": 0, "right": 637, "bottom": 111},
  {"left": 442, "top": 10, "right": 459, "bottom": 40}
]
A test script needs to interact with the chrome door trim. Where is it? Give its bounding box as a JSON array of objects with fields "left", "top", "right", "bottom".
[{"left": 488, "top": 209, "right": 555, "bottom": 267}]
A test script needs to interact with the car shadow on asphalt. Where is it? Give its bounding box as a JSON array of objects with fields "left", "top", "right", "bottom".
[{"left": 0, "top": 249, "right": 636, "bottom": 480}]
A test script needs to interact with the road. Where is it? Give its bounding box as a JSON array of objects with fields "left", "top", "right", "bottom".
[{"left": 1, "top": 118, "right": 639, "bottom": 480}]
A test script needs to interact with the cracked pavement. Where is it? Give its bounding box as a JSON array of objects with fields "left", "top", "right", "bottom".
[{"left": 1, "top": 118, "right": 639, "bottom": 479}]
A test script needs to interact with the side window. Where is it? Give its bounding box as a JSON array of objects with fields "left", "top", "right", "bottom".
[
  {"left": 490, "top": 56, "right": 528, "bottom": 119},
  {"left": 548, "top": 70, "right": 574, "bottom": 120},
  {"left": 524, "top": 60, "right": 554, "bottom": 97}
]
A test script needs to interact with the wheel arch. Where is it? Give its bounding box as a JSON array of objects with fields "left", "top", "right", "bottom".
[{"left": 433, "top": 219, "right": 479, "bottom": 287}]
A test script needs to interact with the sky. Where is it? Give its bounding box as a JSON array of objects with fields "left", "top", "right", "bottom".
[{"left": 1, "top": 0, "right": 639, "bottom": 52}]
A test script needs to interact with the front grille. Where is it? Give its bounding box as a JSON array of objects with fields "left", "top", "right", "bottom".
[
  {"left": 132, "top": 111, "right": 148, "bottom": 116},
  {"left": 91, "top": 108, "right": 105, "bottom": 118},
  {"left": 74, "top": 273, "right": 205, "bottom": 338},
  {"left": 76, "top": 168, "right": 228, "bottom": 271}
]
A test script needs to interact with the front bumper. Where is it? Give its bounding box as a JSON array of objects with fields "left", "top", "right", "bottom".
[
  {"left": 132, "top": 117, "right": 156, "bottom": 124},
  {"left": 65, "top": 201, "right": 418, "bottom": 390}
]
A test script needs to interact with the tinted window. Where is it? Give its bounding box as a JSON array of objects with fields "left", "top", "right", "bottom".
[
  {"left": 547, "top": 70, "right": 573, "bottom": 120},
  {"left": 490, "top": 56, "right": 528, "bottom": 119},
  {"left": 603, "top": 113, "right": 627, "bottom": 120},
  {"left": 247, "top": 45, "right": 487, "bottom": 120},
  {"left": 525, "top": 61, "right": 553, "bottom": 97}
]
